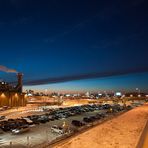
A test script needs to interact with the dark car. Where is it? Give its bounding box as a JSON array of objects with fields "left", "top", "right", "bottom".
[
  {"left": 37, "top": 115, "right": 49, "bottom": 123},
  {"left": 30, "top": 119, "right": 40, "bottom": 125},
  {"left": 83, "top": 117, "right": 94, "bottom": 123},
  {"left": 71, "top": 120, "right": 85, "bottom": 127},
  {"left": 102, "top": 104, "right": 111, "bottom": 109},
  {"left": 96, "top": 113, "right": 106, "bottom": 118},
  {"left": 52, "top": 114, "right": 60, "bottom": 120},
  {"left": 126, "top": 105, "right": 132, "bottom": 110},
  {"left": 0, "top": 116, "right": 5, "bottom": 120}
]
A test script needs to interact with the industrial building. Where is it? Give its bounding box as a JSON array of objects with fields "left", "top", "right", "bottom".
[{"left": 0, "top": 73, "right": 27, "bottom": 107}]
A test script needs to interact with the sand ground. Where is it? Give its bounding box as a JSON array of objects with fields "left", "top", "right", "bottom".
[{"left": 53, "top": 104, "right": 148, "bottom": 148}]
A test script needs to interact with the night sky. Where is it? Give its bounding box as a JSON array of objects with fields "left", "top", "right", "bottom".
[{"left": 0, "top": 0, "right": 148, "bottom": 92}]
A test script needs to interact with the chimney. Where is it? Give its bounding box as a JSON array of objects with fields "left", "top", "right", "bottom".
[{"left": 16, "top": 73, "right": 23, "bottom": 93}]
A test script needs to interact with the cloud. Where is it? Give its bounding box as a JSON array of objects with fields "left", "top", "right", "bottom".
[{"left": 23, "top": 66, "right": 148, "bottom": 86}]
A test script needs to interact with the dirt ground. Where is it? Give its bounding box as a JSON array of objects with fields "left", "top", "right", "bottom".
[{"left": 53, "top": 104, "right": 148, "bottom": 148}]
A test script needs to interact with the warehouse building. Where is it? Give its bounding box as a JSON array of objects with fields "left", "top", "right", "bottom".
[{"left": 0, "top": 73, "right": 27, "bottom": 107}]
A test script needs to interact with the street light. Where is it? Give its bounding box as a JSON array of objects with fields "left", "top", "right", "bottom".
[
  {"left": 45, "top": 89, "right": 48, "bottom": 95},
  {"left": 136, "top": 88, "right": 140, "bottom": 97},
  {"left": 130, "top": 94, "right": 133, "bottom": 97},
  {"left": 44, "top": 89, "right": 48, "bottom": 109}
]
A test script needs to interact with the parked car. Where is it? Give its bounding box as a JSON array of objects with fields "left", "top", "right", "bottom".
[
  {"left": 83, "top": 117, "right": 94, "bottom": 123},
  {"left": 22, "top": 118, "right": 34, "bottom": 126},
  {"left": 126, "top": 105, "right": 132, "bottom": 110},
  {"left": 0, "top": 116, "right": 5, "bottom": 120},
  {"left": 37, "top": 116, "right": 49, "bottom": 123},
  {"left": 106, "top": 108, "right": 113, "bottom": 113},
  {"left": 48, "top": 116, "right": 54, "bottom": 121},
  {"left": 51, "top": 125, "right": 64, "bottom": 134},
  {"left": 102, "top": 104, "right": 111, "bottom": 109},
  {"left": 11, "top": 126, "right": 30, "bottom": 134},
  {"left": 96, "top": 113, "right": 106, "bottom": 118},
  {"left": 71, "top": 120, "right": 85, "bottom": 127}
]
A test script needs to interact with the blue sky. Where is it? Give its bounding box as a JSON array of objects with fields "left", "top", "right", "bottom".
[{"left": 0, "top": 0, "right": 148, "bottom": 92}]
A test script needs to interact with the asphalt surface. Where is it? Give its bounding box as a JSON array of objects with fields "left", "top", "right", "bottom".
[{"left": 0, "top": 110, "right": 105, "bottom": 148}]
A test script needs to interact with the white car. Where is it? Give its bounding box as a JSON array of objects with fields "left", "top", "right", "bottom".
[
  {"left": 11, "top": 127, "right": 30, "bottom": 134},
  {"left": 51, "top": 125, "right": 64, "bottom": 134}
]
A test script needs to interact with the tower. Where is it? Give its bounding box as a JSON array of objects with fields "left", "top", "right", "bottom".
[{"left": 16, "top": 73, "right": 23, "bottom": 93}]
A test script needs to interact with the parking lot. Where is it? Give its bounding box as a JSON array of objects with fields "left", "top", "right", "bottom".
[{"left": 0, "top": 104, "right": 131, "bottom": 148}]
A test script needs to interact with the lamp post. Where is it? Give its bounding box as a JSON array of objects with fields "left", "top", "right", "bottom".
[
  {"left": 27, "top": 136, "right": 30, "bottom": 148},
  {"left": 44, "top": 89, "right": 48, "bottom": 109},
  {"left": 136, "top": 88, "right": 140, "bottom": 97}
]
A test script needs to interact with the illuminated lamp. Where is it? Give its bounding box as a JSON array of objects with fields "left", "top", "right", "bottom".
[
  {"left": 15, "top": 93, "right": 18, "bottom": 97},
  {"left": 1, "top": 93, "right": 5, "bottom": 98}
]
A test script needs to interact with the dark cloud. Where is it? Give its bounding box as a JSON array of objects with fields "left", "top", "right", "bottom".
[{"left": 22, "top": 66, "right": 148, "bottom": 86}]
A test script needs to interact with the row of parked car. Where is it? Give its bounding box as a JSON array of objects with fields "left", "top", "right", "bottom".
[
  {"left": 0, "top": 118, "right": 31, "bottom": 134},
  {"left": 0, "top": 104, "right": 132, "bottom": 134},
  {"left": 50, "top": 113, "right": 107, "bottom": 135},
  {"left": 70, "top": 105, "right": 132, "bottom": 128},
  {"left": 71, "top": 112, "right": 106, "bottom": 127},
  {"left": 26, "top": 104, "right": 107, "bottom": 124},
  {"left": 51, "top": 104, "right": 130, "bottom": 134}
]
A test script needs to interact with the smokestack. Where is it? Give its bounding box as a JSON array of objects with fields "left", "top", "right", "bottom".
[{"left": 16, "top": 73, "right": 23, "bottom": 93}]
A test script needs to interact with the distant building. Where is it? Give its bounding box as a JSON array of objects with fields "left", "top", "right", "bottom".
[
  {"left": 115, "top": 92, "right": 122, "bottom": 97},
  {"left": 0, "top": 73, "right": 27, "bottom": 107},
  {"left": 85, "top": 92, "right": 90, "bottom": 97}
]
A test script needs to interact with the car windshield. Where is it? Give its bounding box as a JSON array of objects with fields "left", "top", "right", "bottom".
[{"left": 59, "top": 127, "right": 63, "bottom": 130}]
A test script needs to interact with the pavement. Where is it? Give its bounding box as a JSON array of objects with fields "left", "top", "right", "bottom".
[{"left": 0, "top": 110, "right": 105, "bottom": 148}]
